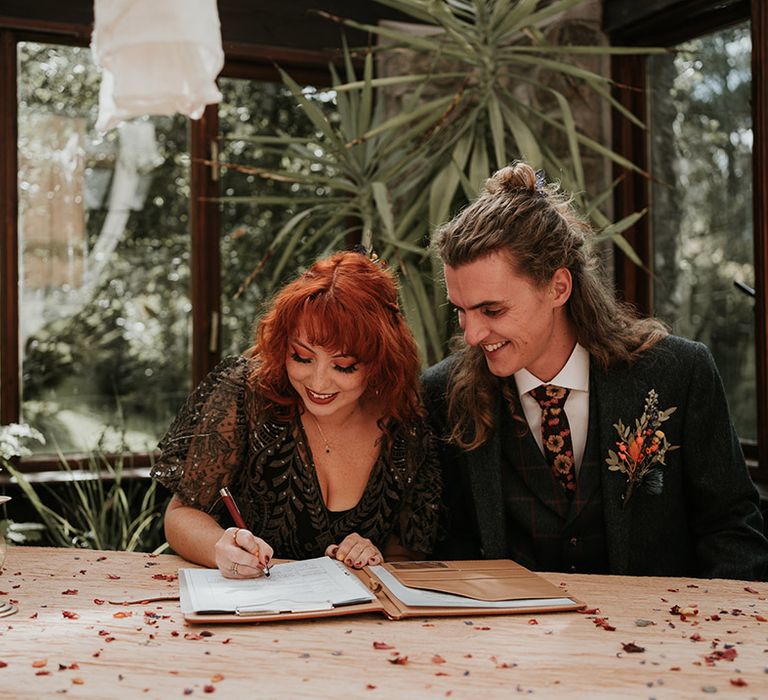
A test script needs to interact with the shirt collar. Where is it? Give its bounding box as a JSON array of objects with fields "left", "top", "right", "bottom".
[{"left": 513, "top": 342, "right": 590, "bottom": 397}]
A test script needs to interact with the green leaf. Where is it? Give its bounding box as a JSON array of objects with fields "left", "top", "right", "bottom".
[
  {"left": 371, "top": 181, "right": 395, "bottom": 238},
  {"left": 487, "top": 94, "right": 506, "bottom": 170},
  {"left": 610, "top": 232, "right": 644, "bottom": 267},
  {"left": 499, "top": 102, "right": 543, "bottom": 168},
  {"left": 468, "top": 132, "right": 490, "bottom": 194},
  {"left": 600, "top": 208, "right": 648, "bottom": 237},
  {"left": 398, "top": 260, "right": 442, "bottom": 363},
  {"left": 278, "top": 68, "right": 345, "bottom": 151},
  {"left": 429, "top": 128, "right": 473, "bottom": 226},
  {"left": 358, "top": 49, "right": 374, "bottom": 137},
  {"left": 491, "top": 0, "right": 539, "bottom": 38},
  {"left": 509, "top": 54, "right": 613, "bottom": 85},
  {"left": 510, "top": 0, "right": 586, "bottom": 34},
  {"left": 361, "top": 94, "right": 455, "bottom": 141},
  {"left": 551, "top": 91, "right": 584, "bottom": 194}
]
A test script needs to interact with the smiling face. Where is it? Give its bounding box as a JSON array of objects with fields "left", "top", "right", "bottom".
[
  {"left": 444, "top": 251, "right": 576, "bottom": 381},
  {"left": 285, "top": 332, "right": 369, "bottom": 421}
]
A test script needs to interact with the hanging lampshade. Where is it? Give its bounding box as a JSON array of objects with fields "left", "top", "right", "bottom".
[{"left": 91, "top": 0, "right": 224, "bottom": 132}]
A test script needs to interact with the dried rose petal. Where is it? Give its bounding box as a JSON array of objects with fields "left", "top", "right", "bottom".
[
  {"left": 152, "top": 573, "right": 178, "bottom": 581},
  {"left": 593, "top": 618, "right": 616, "bottom": 631},
  {"left": 621, "top": 642, "right": 645, "bottom": 653},
  {"left": 730, "top": 678, "right": 748, "bottom": 687},
  {"left": 432, "top": 655, "right": 446, "bottom": 664},
  {"left": 62, "top": 611, "right": 79, "bottom": 619},
  {"left": 61, "top": 589, "right": 79, "bottom": 595},
  {"left": 373, "top": 641, "right": 394, "bottom": 650},
  {"left": 113, "top": 611, "right": 133, "bottom": 619},
  {"left": 388, "top": 655, "right": 409, "bottom": 665},
  {"left": 32, "top": 659, "right": 47, "bottom": 668}
]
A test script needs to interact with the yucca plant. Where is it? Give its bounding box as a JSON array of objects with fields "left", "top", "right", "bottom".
[{"left": 219, "top": 0, "right": 661, "bottom": 363}]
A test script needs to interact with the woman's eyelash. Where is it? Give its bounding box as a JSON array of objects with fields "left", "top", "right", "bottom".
[{"left": 291, "top": 350, "right": 358, "bottom": 373}]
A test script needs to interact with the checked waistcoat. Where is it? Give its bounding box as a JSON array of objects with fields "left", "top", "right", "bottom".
[{"left": 499, "top": 386, "right": 609, "bottom": 574}]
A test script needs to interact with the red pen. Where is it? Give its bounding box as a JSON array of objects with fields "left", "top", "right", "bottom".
[{"left": 219, "top": 487, "right": 270, "bottom": 576}]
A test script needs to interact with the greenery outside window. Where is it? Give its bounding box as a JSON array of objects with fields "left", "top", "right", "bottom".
[
  {"left": 17, "top": 42, "right": 192, "bottom": 455},
  {"left": 609, "top": 0, "right": 767, "bottom": 480},
  {"left": 648, "top": 22, "right": 756, "bottom": 441},
  {"left": 1, "top": 24, "right": 331, "bottom": 469}
]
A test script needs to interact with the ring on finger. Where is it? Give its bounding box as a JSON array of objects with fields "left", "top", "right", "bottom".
[
  {"left": 232, "top": 528, "right": 241, "bottom": 544},
  {"left": 231, "top": 562, "right": 239, "bottom": 576}
]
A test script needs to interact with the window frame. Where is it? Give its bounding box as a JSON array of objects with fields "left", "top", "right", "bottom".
[
  {"left": 609, "top": 0, "right": 768, "bottom": 479},
  {"left": 0, "top": 17, "right": 332, "bottom": 472}
]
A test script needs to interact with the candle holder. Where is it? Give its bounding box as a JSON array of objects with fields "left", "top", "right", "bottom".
[{"left": 0, "top": 496, "right": 18, "bottom": 618}]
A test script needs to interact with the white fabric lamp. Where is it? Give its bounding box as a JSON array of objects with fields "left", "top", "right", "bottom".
[{"left": 91, "top": 0, "right": 224, "bottom": 132}]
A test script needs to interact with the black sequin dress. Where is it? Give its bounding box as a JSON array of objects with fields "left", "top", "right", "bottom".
[{"left": 151, "top": 356, "right": 441, "bottom": 560}]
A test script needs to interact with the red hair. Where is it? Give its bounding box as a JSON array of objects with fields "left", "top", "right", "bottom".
[{"left": 250, "top": 251, "right": 424, "bottom": 429}]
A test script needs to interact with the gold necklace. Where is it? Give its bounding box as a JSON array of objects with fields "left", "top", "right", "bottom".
[{"left": 309, "top": 414, "right": 332, "bottom": 454}]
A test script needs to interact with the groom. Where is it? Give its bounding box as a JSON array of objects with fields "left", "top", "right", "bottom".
[{"left": 423, "top": 162, "right": 768, "bottom": 580}]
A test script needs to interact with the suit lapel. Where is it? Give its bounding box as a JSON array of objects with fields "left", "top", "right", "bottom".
[
  {"left": 465, "top": 400, "right": 508, "bottom": 559},
  {"left": 564, "top": 386, "right": 602, "bottom": 526},
  {"left": 592, "top": 363, "right": 635, "bottom": 574}
]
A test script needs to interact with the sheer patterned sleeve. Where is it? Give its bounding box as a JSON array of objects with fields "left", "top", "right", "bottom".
[
  {"left": 151, "top": 356, "right": 251, "bottom": 511},
  {"left": 396, "top": 420, "right": 443, "bottom": 555}
]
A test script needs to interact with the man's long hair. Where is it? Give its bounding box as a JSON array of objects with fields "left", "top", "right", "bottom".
[{"left": 433, "top": 162, "right": 668, "bottom": 450}]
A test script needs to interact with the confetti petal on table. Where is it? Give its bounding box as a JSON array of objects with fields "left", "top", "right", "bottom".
[{"left": 388, "top": 655, "right": 409, "bottom": 665}]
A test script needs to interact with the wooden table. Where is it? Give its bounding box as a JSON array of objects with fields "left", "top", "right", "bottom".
[{"left": 1, "top": 547, "right": 767, "bottom": 698}]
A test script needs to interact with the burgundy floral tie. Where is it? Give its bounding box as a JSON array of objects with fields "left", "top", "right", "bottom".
[{"left": 530, "top": 384, "right": 576, "bottom": 497}]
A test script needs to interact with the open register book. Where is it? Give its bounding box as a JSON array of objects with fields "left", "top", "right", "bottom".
[{"left": 180, "top": 557, "right": 584, "bottom": 624}]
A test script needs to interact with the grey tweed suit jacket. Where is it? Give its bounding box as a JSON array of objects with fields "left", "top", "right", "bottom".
[{"left": 422, "top": 335, "right": 768, "bottom": 580}]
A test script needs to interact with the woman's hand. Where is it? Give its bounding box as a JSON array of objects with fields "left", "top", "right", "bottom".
[
  {"left": 325, "top": 532, "right": 382, "bottom": 568},
  {"left": 215, "top": 527, "right": 273, "bottom": 579}
]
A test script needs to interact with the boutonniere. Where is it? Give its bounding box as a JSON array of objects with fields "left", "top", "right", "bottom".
[{"left": 606, "top": 389, "right": 679, "bottom": 505}]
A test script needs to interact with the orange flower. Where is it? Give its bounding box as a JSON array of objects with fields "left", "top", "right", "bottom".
[
  {"left": 628, "top": 435, "right": 644, "bottom": 462},
  {"left": 553, "top": 453, "right": 573, "bottom": 473},
  {"left": 546, "top": 435, "right": 565, "bottom": 453}
]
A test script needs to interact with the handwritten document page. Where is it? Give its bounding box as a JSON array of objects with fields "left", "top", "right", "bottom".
[
  {"left": 180, "top": 557, "right": 374, "bottom": 615},
  {"left": 370, "top": 565, "right": 576, "bottom": 609}
]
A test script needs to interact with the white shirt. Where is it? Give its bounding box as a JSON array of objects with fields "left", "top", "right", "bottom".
[{"left": 513, "top": 343, "right": 590, "bottom": 473}]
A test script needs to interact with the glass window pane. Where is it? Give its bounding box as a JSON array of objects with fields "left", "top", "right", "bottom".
[
  {"left": 17, "top": 42, "right": 192, "bottom": 454},
  {"left": 217, "top": 77, "right": 339, "bottom": 355},
  {"left": 648, "top": 22, "right": 755, "bottom": 440}
]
